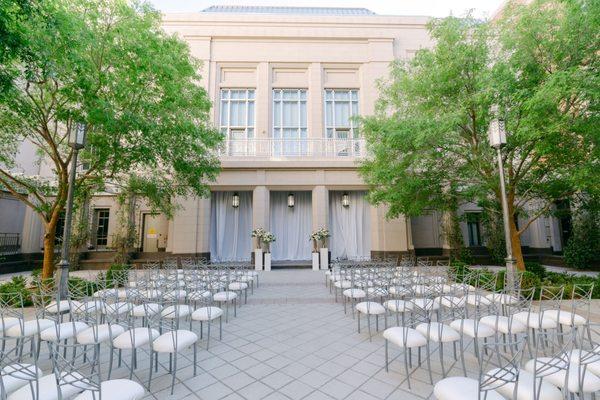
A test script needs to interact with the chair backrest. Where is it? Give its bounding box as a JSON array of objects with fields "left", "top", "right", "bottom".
[
  {"left": 51, "top": 341, "right": 102, "bottom": 399},
  {"left": 478, "top": 336, "right": 526, "bottom": 398}
]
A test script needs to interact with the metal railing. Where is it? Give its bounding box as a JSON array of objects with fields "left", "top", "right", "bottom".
[
  {"left": 217, "top": 138, "right": 366, "bottom": 159},
  {"left": 0, "top": 233, "right": 21, "bottom": 255}
]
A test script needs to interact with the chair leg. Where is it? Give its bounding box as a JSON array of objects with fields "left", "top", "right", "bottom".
[
  {"left": 170, "top": 352, "right": 177, "bottom": 395},
  {"left": 385, "top": 339, "right": 389, "bottom": 372},
  {"left": 193, "top": 342, "right": 198, "bottom": 376},
  {"left": 207, "top": 319, "right": 211, "bottom": 350},
  {"left": 148, "top": 350, "right": 154, "bottom": 390},
  {"left": 219, "top": 316, "right": 223, "bottom": 340}
]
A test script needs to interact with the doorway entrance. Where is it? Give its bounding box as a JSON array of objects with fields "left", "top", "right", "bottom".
[
  {"left": 92, "top": 208, "right": 110, "bottom": 249},
  {"left": 141, "top": 213, "right": 168, "bottom": 252}
]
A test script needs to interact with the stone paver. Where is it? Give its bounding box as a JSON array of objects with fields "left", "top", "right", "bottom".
[{"left": 10, "top": 269, "right": 600, "bottom": 400}]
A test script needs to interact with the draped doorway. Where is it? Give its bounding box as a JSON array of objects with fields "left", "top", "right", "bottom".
[
  {"left": 269, "top": 191, "right": 312, "bottom": 261},
  {"left": 210, "top": 191, "right": 252, "bottom": 262},
  {"left": 329, "top": 191, "right": 371, "bottom": 260}
]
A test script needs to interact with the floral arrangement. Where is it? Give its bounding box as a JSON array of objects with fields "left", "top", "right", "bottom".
[
  {"left": 251, "top": 228, "right": 276, "bottom": 252},
  {"left": 310, "top": 228, "right": 330, "bottom": 252},
  {"left": 261, "top": 232, "right": 276, "bottom": 252}
]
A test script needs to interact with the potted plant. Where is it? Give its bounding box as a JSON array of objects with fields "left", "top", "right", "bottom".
[
  {"left": 316, "top": 228, "right": 330, "bottom": 270},
  {"left": 261, "top": 232, "right": 276, "bottom": 271},
  {"left": 251, "top": 228, "right": 266, "bottom": 271}
]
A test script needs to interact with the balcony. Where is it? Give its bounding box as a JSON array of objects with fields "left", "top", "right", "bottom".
[{"left": 217, "top": 138, "right": 366, "bottom": 160}]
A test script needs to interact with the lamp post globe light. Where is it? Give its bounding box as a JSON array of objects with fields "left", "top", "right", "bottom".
[
  {"left": 487, "top": 105, "right": 517, "bottom": 293},
  {"left": 57, "top": 122, "right": 87, "bottom": 298}
]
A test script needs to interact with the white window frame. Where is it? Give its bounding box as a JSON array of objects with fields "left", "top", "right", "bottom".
[
  {"left": 272, "top": 89, "right": 308, "bottom": 156},
  {"left": 324, "top": 89, "right": 359, "bottom": 139},
  {"left": 219, "top": 88, "right": 255, "bottom": 140}
]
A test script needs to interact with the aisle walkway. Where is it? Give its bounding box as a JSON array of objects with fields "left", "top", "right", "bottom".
[{"left": 135, "top": 270, "right": 443, "bottom": 400}]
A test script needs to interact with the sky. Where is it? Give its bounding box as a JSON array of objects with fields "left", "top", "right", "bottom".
[{"left": 148, "top": 0, "right": 506, "bottom": 19}]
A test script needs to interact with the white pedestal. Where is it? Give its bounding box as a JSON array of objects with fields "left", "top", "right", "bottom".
[
  {"left": 264, "top": 253, "right": 271, "bottom": 271},
  {"left": 254, "top": 249, "right": 263, "bottom": 271},
  {"left": 312, "top": 253, "right": 320, "bottom": 271},
  {"left": 320, "top": 248, "right": 329, "bottom": 270}
]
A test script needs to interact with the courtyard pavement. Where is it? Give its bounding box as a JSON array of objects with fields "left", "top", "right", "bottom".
[
  {"left": 11, "top": 269, "right": 600, "bottom": 399},
  {"left": 129, "top": 269, "right": 450, "bottom": 400}
]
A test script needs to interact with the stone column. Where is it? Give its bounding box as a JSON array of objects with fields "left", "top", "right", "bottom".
[
  {"left": 311, "top": 185, "right": 329, "bottom": 231},
  {"left": 170, "top": 196, "right": 210, "bottom": 256},
  {"left": 252, "top": 185, "right": 270, "bottom": 237}
]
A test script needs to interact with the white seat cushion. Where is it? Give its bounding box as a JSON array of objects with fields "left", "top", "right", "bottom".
[
  {"left": 113, "top": 327, "right": 159, "bottom": 349},
  {"left": 480, "top": 315, "right": 527, "bottom": 334},
  {"left": 450, "top": 319, "right": 495, "bottom": 338},
  {"left": 188, "top": 291, "right": 212, "bottom": 301},
  {"left": 486, "top": 293, "right": 520, "bottom": 305},
  {"left": 416, "top": 322, "right": 460, "bottom": 343},
  {"left": 383, "top": 327, "right": 427, "bottom": 348},
  {"left": 334, "top": 280, "right": 352, "bottom": 289},
  {"left": 355, "top": 301, "right": 386, "bottom": 315},
  {"left": 411, "top": 298, "right": 440, "bottom": 311},
  {"left": 100, "top": 302, "right": 131, "bottom": 315},
  {"left": 439, "top": 296, "right": 465, "bottom": 308},
  {"left": 1, "top": 363, "right": 43, "bottom": 394},
  {"left": 0, "top": 317, "right": 21, "bottom": 332},
  {"left": 7, "top": 372, "right": 84, "bottom": 400},
  {"left": 161, "top": 305, "right": 193, "bottom": 319},
  {"left": 465, "top": 294, "right": 493, "bottom": 307},
  {"left": 228, "top": 282, "right": 248, "bottom": 291},
  {"left": 433, "top": 376, "right": 505, "bottom": 400},
  {"left": 489, "top": 368, "right": 562, "bottom": 400},
  {"left": 513, "top": 311, "right": 557, "bottom": 329},
  {"left": 569, "top": 348, "right": 600, "bottom": 376},
  {"left": 525, "top": 357, "right": 600, "bottom": 393},
  {"left": 544, "top": 310, "right": 587, "bottom": 326},
  {"left": 343, "top": 288, "right": 366, "bottom": 299},
  {"left": 213, "top": 291, "right": 237, "bottom": 302},
  {"left": 131, "top": 303, "right": 161, "bottom": 317},
  {"left": 6, "top": 319, "right": 55, "bottom": 337},
  {"left": 45, "top": 300, "right": 71, "bottom": 314},
  {"left": 384, "top": 299, "right": 413, "bottom": 313},
  {"left": 152, "top": 330, "right": 198, "bottom": 353},
  {"left": 73, "top": 379, "right": 145, "bottom": 400},
  {"left": 76, "top": 324, "right": 125, "bottom": 344},
  {"left": 191, "top": 307, "right": 223, "bottom": 321},
  {"left": 41, "top": 321, "right": 88, "bottom": 341}
]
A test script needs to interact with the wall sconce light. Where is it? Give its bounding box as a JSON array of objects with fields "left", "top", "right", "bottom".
[
  {"left": 287, "top": 193, "right": 295, "bottom": 208},
  {"left": 232, "top": 192, "right": 240, "bottom": 208},
  {"left": 342, "top": 193, "right": 350, "bottom": 207}
]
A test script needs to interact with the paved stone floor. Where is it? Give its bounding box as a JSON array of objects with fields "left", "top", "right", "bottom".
[
  {"left": 16, "top": 269, "right": 600, "bottom": 399},
  {"left": 125, "top": 270, "right": 466, "bottom": 400}
]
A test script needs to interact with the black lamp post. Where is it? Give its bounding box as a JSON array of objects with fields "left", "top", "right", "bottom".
[
  {"left": 488, "top": 105, "right": 516, "bottom": 293},
  {"left": 57, "top": 122, "right": 87, "bottom": 298}
]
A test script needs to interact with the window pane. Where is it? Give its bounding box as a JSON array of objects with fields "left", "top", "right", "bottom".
[
  {"left": 351, "top": 90, "right": 358, "bottom": 101},
  {"left": 247, "top": 128, "right": 254, "bottom": 138},
  {"left": 325, "top": 90, "right": 333, "bottom": 100},
  {"left": 325, "top": 102, "right": 333, "bottom": 126},
  {"left": 231, "top": 101, "right": 245, "bottom": 126},
  {"left": 300, "top": 101, "right": 307, "bottom": 127},
  {"left": 300, "top": 90, "right": 307, "bottom": 100},
  {"left": 247, "top": 101, "right": 255, "bottom": 126},
  {"left": 273, "top": 101, "right": 281, "bottom": 127},
  {"left": 335, "top": 102, "right": 350, "bottom": 127},
  {"left": 248, "top": 90, "right": 255, "bottom": 99},
  {"left": 335, "top": 91, "right": 349, "bottom": 101},
  {"left": 220, "top": 101, "right": 229, "bottom": 126},
  {"left": 282, "top": 101, "right": 297, "bottom": 126},
  {"left": 221, "top": 90, "right": 229, "bottom": 99},
  {"left": 351, "top": 101, "right": 358, "bottom": 118}
]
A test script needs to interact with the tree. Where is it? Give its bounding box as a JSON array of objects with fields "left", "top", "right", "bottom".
[
  {"left": 0, "top": 0, "right": 35, "bottom": 94},
  {"left": 360, "top": 0, "right": 599, "bottom": 270},
  {"left": 0, "top": 0, "right": 222, "bottom": 279}
]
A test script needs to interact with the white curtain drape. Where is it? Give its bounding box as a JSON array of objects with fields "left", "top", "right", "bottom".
[
  {"left": 210, "top": 191, "right": 252, "bottom": 262},
  {"left": 269, "top": 191, "right": 312, "bottom": 260},
  {"left": 329, "top": 191, "right": 371, "bottom": 261}
]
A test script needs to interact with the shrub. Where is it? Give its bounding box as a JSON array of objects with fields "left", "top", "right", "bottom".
[
  {"left": 564, "top": 237, "right": 599, "bottom": 269},
  {"left": 67, "top": 277, "right": 99, "bottom": 298},
  {"left": 563, "top": 210, "right": 600, "bottom": 269},
  {"left": 449, "top": 261, "right": 471, "bottom": 282},
  {"left": 520, "top": 271, "right": 541, "bottom": 293},
  {"left": 525, "top": 262, "right": 546, "bottom": 279},
  {"left": 0, "top": 276, "right": 33, "bottom": 306},
  {"left": 102, "top": 263, "right": 130, "bottom": 287}
]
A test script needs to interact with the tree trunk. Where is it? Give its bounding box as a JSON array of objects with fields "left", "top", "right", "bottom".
[
  {"left": 42, "top": 230, "right": 56, "bottom": 280},
  {"left": 41, "top": 216, "right": 60, "bottom": 280},
  {"left": 507, "top": 199, "right": 526, "bottom": 271}
]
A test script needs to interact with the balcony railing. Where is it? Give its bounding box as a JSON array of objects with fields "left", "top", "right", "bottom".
[
  {"left": 218, "top": 138, "right": 366, "bottom": 159},
  {"left": 0, "top": 233, "right": 21, "bottom": 255}
]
